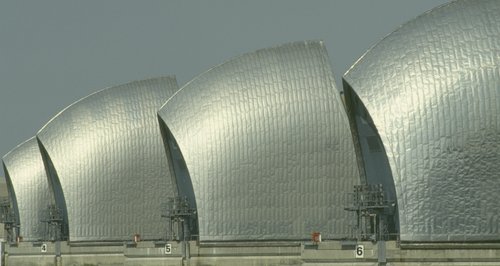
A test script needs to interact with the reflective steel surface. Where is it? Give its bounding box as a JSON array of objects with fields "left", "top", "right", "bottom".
[
  {"left": 343, "top": 0, "right": 500, "bottom": 241},
  {"left": 37, "top": 77, "right": 179, "bottom": 242},
  {"left": 159, "top": 41, "right": 360, "bottom": 241},
  {"left": 2, "top": 137, "right": 53, "bottom": 241}
]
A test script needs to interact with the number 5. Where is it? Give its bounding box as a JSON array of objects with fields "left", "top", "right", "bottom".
[{"left": 165, "top": 243, "right": 172, "bottom": 254}]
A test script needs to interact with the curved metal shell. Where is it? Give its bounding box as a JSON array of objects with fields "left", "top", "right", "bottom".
[
  {"left": 2, "top": 137, "right": 53, "bottom": 241},
  {"left": 37, "top": 77, "right": 178, "bottom": 242},
  {"left": 343, "top": 0, "right": 500, "bottom": 242},
  {"left": 158, "top": 41, "right": 360, "bottom": 241}
]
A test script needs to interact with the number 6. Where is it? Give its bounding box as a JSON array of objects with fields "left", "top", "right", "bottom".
[{"left": 355, "top": 245, "right": 364, "bottom": 258}]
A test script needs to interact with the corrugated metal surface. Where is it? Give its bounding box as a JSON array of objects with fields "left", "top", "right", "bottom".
[
  {"left": 343, "top": 0, "right": 500, "bottom": 242},
  {"left": 2, "top": 137, "right": 53, "bottom": 241},
  {"left": 159, "top": 41, "right": 360, "bottom": 241},
  {"left": 37, "top": 77, "right": 179, "bottom": 242}
]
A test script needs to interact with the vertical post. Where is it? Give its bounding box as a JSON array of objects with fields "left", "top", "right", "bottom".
[
  {"left": 54, "top": 241, "right": 62, "bottom": 266},
  {"left": 378, "top": 214, "right": 384, "bottom": 241},
  {"left": 0, "top": 240, "right": 3, "bottom": 266},
  {"left": 181, "top": 219, "right": 186, "bottom": 259},
  {"left": 377, "top": 240, "right": 386, "bottom": 266},
  {"left": 182, "top": 218, "right": 191, "bottom": 261}
]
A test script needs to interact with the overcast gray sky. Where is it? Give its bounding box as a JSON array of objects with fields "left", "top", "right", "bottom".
[{"left": 0, "top": 0, "right": 450, "bottom": 177}]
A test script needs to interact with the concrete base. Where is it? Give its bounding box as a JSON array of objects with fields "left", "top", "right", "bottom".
[{"left": 4, "top": 240, "right": 500, "bottom": 265}]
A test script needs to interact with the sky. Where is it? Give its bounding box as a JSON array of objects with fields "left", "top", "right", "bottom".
[{"left": 0, "top": 0, "right": 450, "bottom": 178}]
